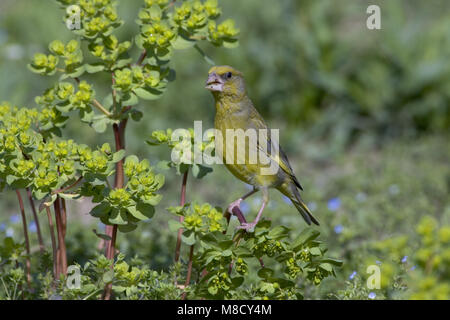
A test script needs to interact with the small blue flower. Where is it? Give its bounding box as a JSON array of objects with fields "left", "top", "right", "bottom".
[
  {"left": 29, "top": 221, "right": 37, "bottom": 233},
  {"left": 376, "top": 260, "right": 382, "bottom": 265},
  {"left": 334, "top": 224, "right": 344, "bottom": 234},
  {"left": 240, "top": 201, "right": 250, "bottom": 214},
  {"left": 349, "top": 271, "right": 357, "bottom": 280},
  {"left": 6, "top": 228, "right": 14, "bottom": 237},
  {"left": 401, "top": 256, "right": 408, "bottom": 263},
  {"left": 410, "top": 265, "right": 416, "bottom": 271},
  {"left": 0, "top": 223, "right": 6, "bottom": 231},
  {"left": 368, "top": 292, "right": 376, "bottom": 299},
  {"left": 10, "top": 214, "right": 20, "bottom": 223},
  {"left": 327, "top": 198, "right": 341, "bottom": 211}
]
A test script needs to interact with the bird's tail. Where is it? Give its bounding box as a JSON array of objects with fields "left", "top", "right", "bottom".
[
  {"left": 292, "top": 198, "right": 320, "bottom": 226},
  {"left": 280, "top": 183, "right": 320, "bottom": 226}
]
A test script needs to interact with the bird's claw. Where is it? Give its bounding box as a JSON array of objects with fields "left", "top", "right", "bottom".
[{"left": 236, "top": 222, "right": 256, "bottom": 232}]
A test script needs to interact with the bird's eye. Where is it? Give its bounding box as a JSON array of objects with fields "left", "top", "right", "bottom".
[{"left": 226, "top": 72, "right": 232, "bottom": 79}]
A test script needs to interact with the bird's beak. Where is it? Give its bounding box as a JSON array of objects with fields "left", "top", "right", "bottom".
[{"left": 205, "top": 72, "right": 224, "bottom": 92}]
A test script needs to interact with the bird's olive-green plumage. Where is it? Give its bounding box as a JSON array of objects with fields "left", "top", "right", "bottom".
[{"left": 206, "top": 65, "right": 319, "bottom": 226}]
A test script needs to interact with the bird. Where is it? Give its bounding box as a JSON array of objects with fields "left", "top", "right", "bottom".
[{"left": 205, "top": 65, "right": 319, "bottom": 231}]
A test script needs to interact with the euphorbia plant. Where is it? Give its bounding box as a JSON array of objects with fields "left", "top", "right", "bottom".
[{"left": 1, "top": 0, "right": 238, "bottom": 299}]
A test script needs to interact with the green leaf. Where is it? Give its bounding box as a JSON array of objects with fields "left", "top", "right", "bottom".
[
  {"left": 142, "top": 194, "right": 162, "bottom": 206},
  {"left": 91, "top": 117, "right": 108, "bottom": 133},
  {"left": 112, "top": 150, "right": 126, "bottom": 163},
  {"left": 92, "top": 229, "right": 112, "bottom": 241},
  {"left": 221, "top": 249, "right": 232, "bottom": 257},
  {"left": 112, "top": 58, "right": 132, "bottom": 70},
  {"left": 34, "top": 189, "right": 48, "bottom": 202},
  {"left": 172, "top": 35, "right": 196, "bottom": 50},
  {"left": 130, "top": 110, "right": 143, "bottom": 121},
  {"left": 58, "top": 193, "right": 79, "bottom": 200},
  {"left": 181, "top": 230, "right": 196, "bottom": 245},
  {"left": 121, "top": 92, "right": 139, "bottom": 106},
  {"left": 321, "top": 258, "right": 343, "bottom": 267},
  {"left": 79, "top": 106, "right": 95, "bottom": 122},
  {"left": 268, "top": 225, "right": 290, "bottom": 239},
  {"left": 153, "top": 174, "right": 165, "bottom": 188},
  {"left": 103, "top": 270, "right": 114, "bottom": 283},
  {"left": 108, "top": 208, "right": 128, "bottom": 225},
  {"left": 127, "top": 202, "right": 155, "bottom": 221},
  {"left": 223, "top": 39, "right": 239, "bottom": 49},
  {"left": 257, "top": 268, "right": 274, "bottom": 279},
  {"left": 310, "top": 247, "right": 321, "bottom": 256},
  {"left": 192, "top": 164, "right": 213, "bottom": 179},
  {"left": 168, "top": 219, "right": 183, "bottom": 232},
  {"left": 85, "top": 63, "right": 105, "bottom": 73},
  {"left": 125, "top": 155, "right": 139, "bottom": 165},
  {"left": 208, "top": 286, "right": 218, "bottom": 295},
  {"left": 157, "top": 160, "right": 172, "bottom": 170},
  {"left": 118, "top": 223, "right": 137, "bottom": 233},
  {"left": 134, "top": 87, "right": 162, "bottom": 100},
  {"left": 291, "top": 228, "right": 320, "bottom": 250},
  {"left": 149, "top": 4, "right": 162, "bottom": 19},
  {"left": 90, "top": 202, "right": 111, "bottom": 218},
  {"left": 6, "top": 175, "right": 17, "bottom": 185},
  {"left": 319, "top": 263, "right": 333, "bottom": 272},
  {"left": 231, "top": 276, "right": 244, "bottom": 288},
  {"left": 63, "top": 65, "right": 86, "bottom": 78},
  {"left": 204, "top": 250, "right": 221, "bottom": 264},
  {"left": 176, "top": 163, "right": 191, "bottom": 175}
]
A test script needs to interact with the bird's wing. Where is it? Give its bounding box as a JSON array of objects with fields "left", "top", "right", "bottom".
[{"left": 248, "top": 108, "right": 303, "bottom": 190}]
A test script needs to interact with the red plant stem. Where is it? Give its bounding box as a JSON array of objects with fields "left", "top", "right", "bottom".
[
  {"left": 137, "top": 49, "right": 147, "bottom": 66},
  {"left": 103, "top": 121, "right": 127, "bottom": 300},
  {"left": 54, "top": 196, "right": 67, "bottom": 276},
  {"left": 181, "top": 244, "right": 194, "bottom": 300},
  {"left": 45, "top": 206, "right": 57, "bottom": 279},
  {"left": 52, "top": 176, "right": 82, "bottom": 195},
  {"left": 16, "top": 190, "right": 31, "bottom": 287},
  {"left": 175, "top": 171, "right": 188, "bottom": 263},
  {"left": 61, "top": 198, "right": 67, "bottom": 238},
  {"left": 26, "top": 188, "right": 44, "bottom": 253}
]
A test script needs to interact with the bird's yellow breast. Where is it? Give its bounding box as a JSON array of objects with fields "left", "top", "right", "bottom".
[{"left": 214, "top": 110, "right": 279, "bottom": 188}]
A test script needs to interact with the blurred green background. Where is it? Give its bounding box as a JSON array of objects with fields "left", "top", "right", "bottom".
[{"left": 0, "top": 0, "right": 449, "bottom": 299}]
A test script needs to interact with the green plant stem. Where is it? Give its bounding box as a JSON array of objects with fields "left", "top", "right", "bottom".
[
  {"left": 15, "top": 189, "right": 31, "bottom": 288},
  {"left": 92, "top": 99, "right": 112, "bottom": 117},
  {"left": 74, "top": 77, "right": 112, "bottom": 117},
  {"left": 175, "top": 171, "right": 188, "bottom": 263},
  {"left": 26, "top": 188, "right": 44, "bottom": 253},
  {"left": 45, "top": 206, "right": 58, "bottom": 279}
]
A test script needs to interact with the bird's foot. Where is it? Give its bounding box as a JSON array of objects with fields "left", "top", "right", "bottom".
[
  {"left": 227, "top": 198, "right": 242, "bottom": 214},
  {"left": 236, "top": 222, "right": 257, "bottom": 232}
]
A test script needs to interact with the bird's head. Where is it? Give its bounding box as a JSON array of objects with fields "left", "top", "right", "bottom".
[{"left": 205, "top": 65, "right": 246, "bottom": 99}]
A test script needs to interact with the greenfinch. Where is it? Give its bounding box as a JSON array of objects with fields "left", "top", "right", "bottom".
[{"left": 205, "top": 65, "right": 319, "bottom": 230}]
